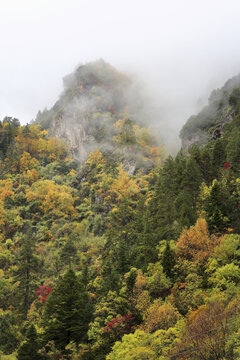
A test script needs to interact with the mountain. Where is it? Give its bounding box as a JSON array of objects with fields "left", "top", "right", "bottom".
[
  {"left": 1, "top": 68, "right": 240, "bottom": 359},
  {"left": 35, "top": 60, "right": 167, "bottom": 173},
  {"left": 180, "top": 74, "right": 240, "bottom": 151}
]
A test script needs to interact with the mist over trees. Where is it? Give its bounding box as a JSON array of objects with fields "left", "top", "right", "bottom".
[{"left": 0, "top": 63, "right": 240, "bottom": 359}]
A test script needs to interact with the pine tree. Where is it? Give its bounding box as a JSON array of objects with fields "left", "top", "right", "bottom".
[
  {"left": 148, "top": 156, "right": 177, "bottom": 241},
  {"left": 100, "top": 259, "right": 121, "bottom": 295},
  {"left": 17, "top": 324, "right": 42, "bottom": 360},
  {"left": 226, "top": 128, "right": 240, "bottom": 171},
  {"left": 42, "top": 269, "right": 93, "bottom": 351},
  {"left": 212, "top": 139, "right": 226, "bottom": 175},
  {"left": 116, "top": 239, "right": 129, "bottom": 274},
  {"left": 182, "top": 156, "right": 202, "bottom": 201},
  {"left": 0, "top": 311, "right": 20, "bottom": 354},
  {"left": 200, "top": 147, "right": 213, "bottom": 184},
  {"left": 162, "top": 241, "right": 175, "bottom": 278},
  {"left": 204, "top": 180, "right": 231, "bottom": 232},
  {"left": 60, "top": 239, "right": 78, "bottom": 268},
  {"left": 14, "top": 225, "right": 40, "bottom": 319}
]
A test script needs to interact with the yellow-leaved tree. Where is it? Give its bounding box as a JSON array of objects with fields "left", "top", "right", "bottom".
[
  {"left": 106, "top": 166, "right": 140, "bottom": 204},
  {"left": 26, "top": 180, "right": 76, "bottom": 218},
  {"left": 176, "top": 218, "right": 221, "bottom": 266}
]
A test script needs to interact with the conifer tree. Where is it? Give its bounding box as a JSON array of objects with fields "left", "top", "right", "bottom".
[
  {"left": 14, "top": 225, "right": 40, "bottom": 319},
  {"left": 60, "top": 239, "right": 78, "bottom": 268},
  {"left": 204, "top": 180, "right": 231, "bottom": 232},
  {"left": 43, "top": 269, "right": 93, "bottom": 351},
  {"left": 148, "top": 157, "right": 177, "bottom": 241},
  {"left": 0, "top": 311, "right": 20, "bottom": 354},
  {"left": 162, "top": 241, "right": 175, "bottom": 278},
  {"left": 17, "top": 324, "right": 42, "bottom": 360},
  {"left": 226, "top": 128, "right": 240, "bottom": 171},
  {"left": 212, "top": 139, "right": 226, "bottom": 175},
  {"left": 200, "top": 147, "right": 213, "bottom": 184}
]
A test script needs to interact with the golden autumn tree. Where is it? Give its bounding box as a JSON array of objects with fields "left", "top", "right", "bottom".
[
  {"left": 131, "top": 272, "right": 151, "bottom": 319},
  {"left": 0, "top": 200, "right": 6, "bottom": 241},
  {"left": 26, "top": 180, "right": 76, "bottom": 218},
  {"left": 15, "top": 125, "right": 67, "bottom": 162},
  {"left": 106, "top": 165, "right": 140, "bottom": 205},
  {"left": 19, "top": 152, "right": 39, "bottom": 173},
  {"left": 14, "top": 125, "right": 42, "bottom": 155},
  {"left": 172, "top": 297, "right": 240, "bottom": 360},
  {"left": 176, "top": 218, "right": 221, "bottom": 266},
  {"left": 86, "top": 149, "right": 106, "bottom": 168},
  {"left": 0, "top": 179, "right": 14, "bottom": 202},
  {"left": 143, "top": 301, "right": 180, "bottom": 333}
]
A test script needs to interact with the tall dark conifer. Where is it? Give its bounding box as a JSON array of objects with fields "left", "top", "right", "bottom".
[
  {"left": 162, "top": 241, "right": 175, "bottom": 278},
  {"left": 14, "top": 225, "right": 39, "bottom": 319},
  {"left": 43, "top": 269, "right": 93, "bottom": 351},
  {"left": 17, "top": 324, "right": 42, "bottom": 360},
  {"left": 212, "top": 139, "right": 226, "bottom": 175},
  {"left": 60, "top": 239, "right": 78, "bottom": 268}
]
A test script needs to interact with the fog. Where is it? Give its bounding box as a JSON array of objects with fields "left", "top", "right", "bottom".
[{"left": 1, "top": 0, "right": 240, "bottom": 149}]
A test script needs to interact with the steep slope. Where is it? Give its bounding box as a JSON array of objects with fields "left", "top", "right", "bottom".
[
  {"left": 35, "top": 60, "right": 166, "bottom": 172},
  {"left": 2, "top": 72, "right": 240, "bottom": 359},
  {"left": 180, "top": 74, "right": 240, "bottom": 151}
]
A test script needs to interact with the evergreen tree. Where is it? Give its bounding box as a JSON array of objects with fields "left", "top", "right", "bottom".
[
  {"left": 13, "top": 225, "right": 40, "bottom": 319},
  {"left": 188, "top": 144, "right": 201, "bottom": 165},
  {"left": 17, "top": 324, "right": 42, "bottom": 360},
  {"left": 212, "top": 139, "right": 226, "bottom": 175},
  {"left": 60, "top": 239, "right": 78, "bottom": 268},
  {"left": 204, "top": 180, "right": 231, "bottom": 232},
  {"left": 116, "top": 239, "right": 129, "bottom": 274},
  {"left": 100, "top": 259, "right": 121, "bottom": 295},
  {"left": 174, "top": 189, "right": 197, "bottom": 229},
  {"left": 148, "top": 156, "right": 177, "bottom": 241},
  {"left": 162, "top": 241, "right": 175, "bottom": 278},
  {"left": 0, "top": 311, "right": 20, "bottom": 354},
  {"left": 42, "top": 269, "right": 93, "bottom": 351},
  {"left": 135, "top": 207, "right": 159, "bottom": 270},
  {"left": 182, "top": 156, "right": 202, "bottom": 201},
  {"left": 199, "top": 147, "right": 213, "bottom": 184},
  {"left": 80, "top": 262, "right": 89, "bottom": 287},
  {"left": 226, "top": 128, "right": 240, "bottom": 172},
  {"left": 119, "top": 119, "right": 136, "bottom": 145},
  {"left": 104, "top": 198, "right": 139, "bottom": 273},
  {"left": 0, "top": 117, "right": 20, "bottom": 157}
]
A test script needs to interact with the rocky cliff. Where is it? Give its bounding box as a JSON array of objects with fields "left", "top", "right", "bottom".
[{"left": 35, "top": 60, "right": 167, "bottom": 172}]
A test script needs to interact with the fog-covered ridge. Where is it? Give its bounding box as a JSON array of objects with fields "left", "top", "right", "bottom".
[
  {"left": 180, "top": 73, "right": 240, "bottom": 151},
  {"left": 35, "top": 60, "right": 167, "bottom": 171}
]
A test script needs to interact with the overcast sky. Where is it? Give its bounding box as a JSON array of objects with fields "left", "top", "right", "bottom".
[{"left": 1, "top": 0, "right": 240, "bottom": 143}]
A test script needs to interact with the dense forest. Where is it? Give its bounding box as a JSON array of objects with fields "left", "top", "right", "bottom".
[{"left": 0, "top": 62, "right": 240, "bottom": 359}]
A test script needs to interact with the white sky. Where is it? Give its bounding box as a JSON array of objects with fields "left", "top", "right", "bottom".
[{"left": 1, "top": 0, "right": 240, "bottom": 142}]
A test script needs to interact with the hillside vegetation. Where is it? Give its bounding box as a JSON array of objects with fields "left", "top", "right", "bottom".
[
  {"left": 35, "top": 60, "right": 166, "bottom": 171},
  {"left": 0, "top": 65, "right": 240, "bottom": 359},
  {"left": 180, "top": 74, "right": 240, "bottom": 151}
]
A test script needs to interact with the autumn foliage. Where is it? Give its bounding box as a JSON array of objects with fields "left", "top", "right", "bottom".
[
  {"left": 172, "top": 298, "right": 240, "bottom": 360},
  {"left": 103, "top": 314, "right": 135, "bottom": 335},
  {"left": 36, "top": 284, "right": 53, "bottom": 303},
  {"left": 176, "top": 218, "right": 221, "bottom": 265}
]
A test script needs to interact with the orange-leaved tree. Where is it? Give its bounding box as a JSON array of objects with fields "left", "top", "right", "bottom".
[
  {"left": 176, "top": 218, "right": 221, "bottom": 266},
  {"left": 171, "top": 297, "right": 240, "bottom": 360}
]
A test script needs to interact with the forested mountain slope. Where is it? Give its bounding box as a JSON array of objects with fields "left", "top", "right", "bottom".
[
  {"left": 35, "top": 60, "right": 166, "bottom": 173},
  {"left": 0, "top": 68, "right": 240, "bottom": 359},
  {"left": 180, "top": 74, "right": 240, "bottom": 151}
]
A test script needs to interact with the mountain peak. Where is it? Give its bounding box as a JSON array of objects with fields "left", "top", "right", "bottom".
[{"left": 35, "top": 60, "right": 166, "bottom": 171}]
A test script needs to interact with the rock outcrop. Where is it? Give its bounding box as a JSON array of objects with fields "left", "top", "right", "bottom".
[{"left": 35, "top": 60, "right": 167, "bottom": 172}]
